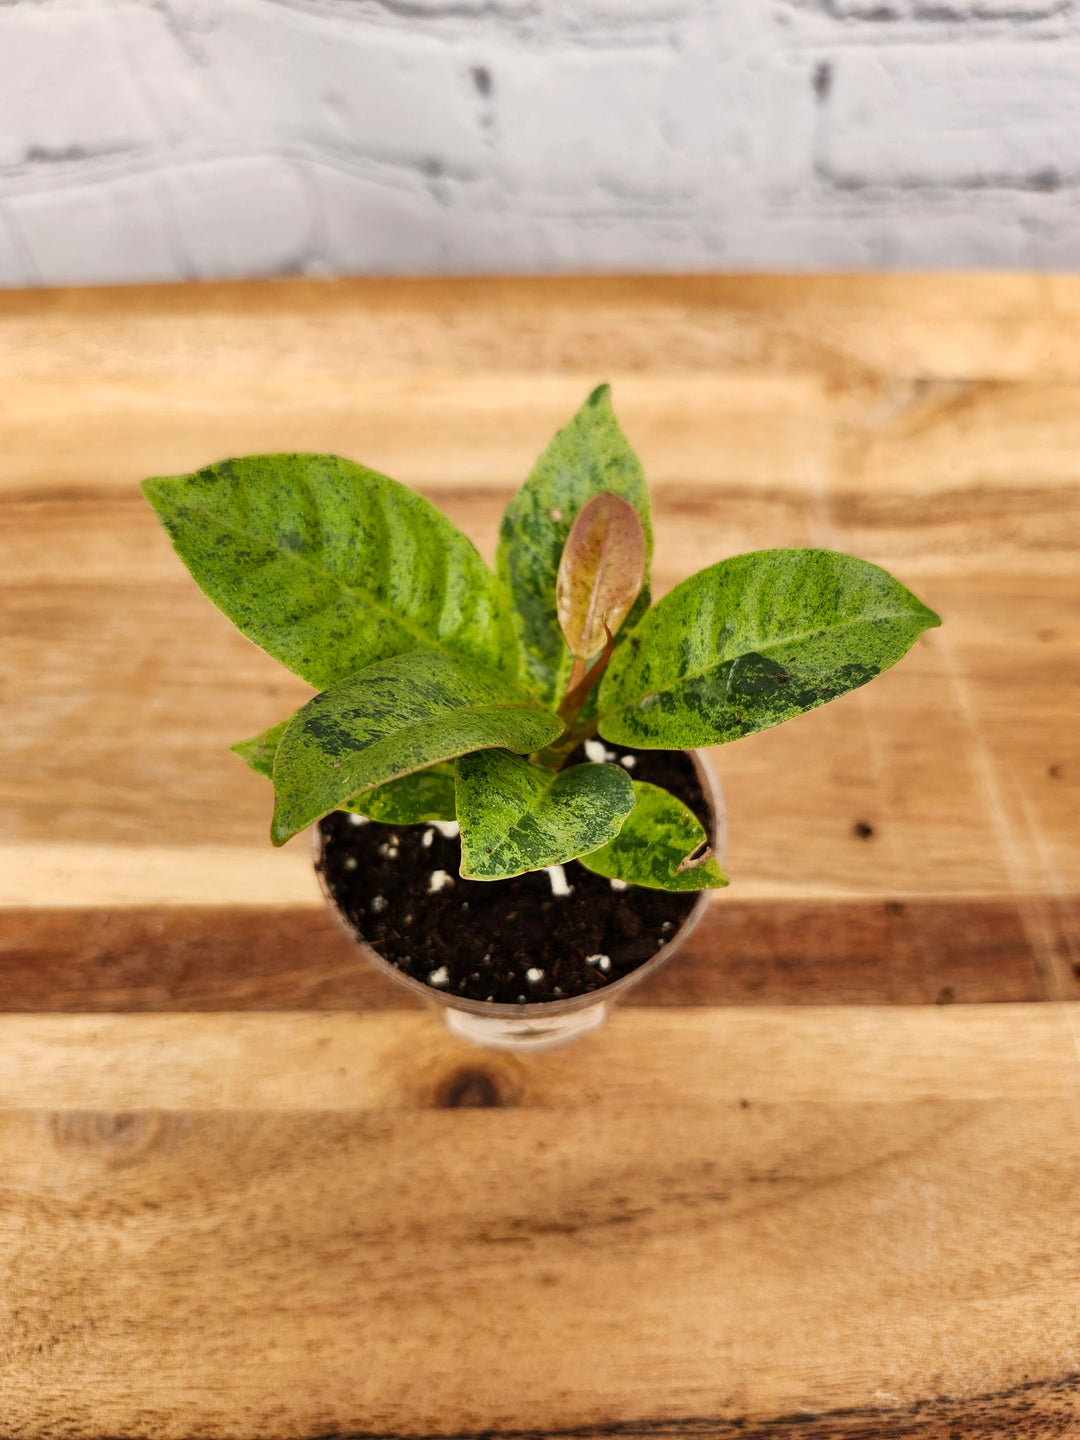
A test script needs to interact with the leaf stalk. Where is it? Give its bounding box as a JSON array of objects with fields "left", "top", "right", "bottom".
[{"left": 531, "top": 623, "right": 613, "bottom": 770}]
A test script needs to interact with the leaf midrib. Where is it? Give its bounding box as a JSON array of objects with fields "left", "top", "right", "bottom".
[{"left": 603, "top": 606, "right": 925, "bottom": 713}]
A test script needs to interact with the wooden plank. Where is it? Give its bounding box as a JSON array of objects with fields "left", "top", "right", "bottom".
[
  {"left": 6, "top": 276, "right": 1080, "bottom": 389},
  {"left": 0, "top": 1007, "right": 1077, "bottom": 1436},
  {"left": 0, "top": 1005, "right": 1076, "bottom": 1109},
  {"left": 0, "top": 898, "right": 1062, "bottom": 1011}
]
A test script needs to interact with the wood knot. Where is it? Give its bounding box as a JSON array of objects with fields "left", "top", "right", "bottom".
[
  {"left": 50, "top": 1110, "right": 170, "bottom": 1164},
  {"left": 436, "top": 1067, "right": 514, "bottom": 1109}
]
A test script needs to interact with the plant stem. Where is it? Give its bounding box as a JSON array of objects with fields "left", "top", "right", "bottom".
[
  {"left": 531, "top": 715, "right": 600, "bottom": 772},
  {"left": 532, "top": 624, "right": 614, "bottom": 771}
]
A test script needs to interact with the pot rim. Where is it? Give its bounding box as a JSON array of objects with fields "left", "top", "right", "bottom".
[{"left": 312, "top": 747, "right": 725, "bottom": 1020}]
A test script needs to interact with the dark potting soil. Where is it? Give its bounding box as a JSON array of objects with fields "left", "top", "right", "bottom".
[{"left": 315, "top": 743, "right": 712, "bottom": 1005}]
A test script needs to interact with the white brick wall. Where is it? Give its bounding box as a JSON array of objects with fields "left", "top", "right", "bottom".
[{"left": 0, "top": 0, "right": 1078, "bottom": 285}]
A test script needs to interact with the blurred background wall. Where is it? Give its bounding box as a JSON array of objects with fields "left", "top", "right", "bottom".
[{"left": 1, "top": 0, "right": 1078, "bottom": 287}]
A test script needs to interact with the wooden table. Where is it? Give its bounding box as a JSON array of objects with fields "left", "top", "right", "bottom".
[{"left": 2, "top": 276, "right": 1078, "bottom": 1438}]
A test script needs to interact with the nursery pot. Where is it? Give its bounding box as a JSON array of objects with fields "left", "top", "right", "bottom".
[{"left": 313, "top": 748, "right": 725, "bottom": 1052}]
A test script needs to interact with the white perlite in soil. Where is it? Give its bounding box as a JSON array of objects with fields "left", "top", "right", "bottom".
[{"left": 546, "top": 864, "right": 573, "bottom": 897}]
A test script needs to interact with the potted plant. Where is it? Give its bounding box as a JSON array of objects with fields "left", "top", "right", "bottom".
[{"left": 143, "top": 386, "right": 939, "bottom": 1049}]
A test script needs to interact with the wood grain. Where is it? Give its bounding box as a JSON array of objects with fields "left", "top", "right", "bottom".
[
  {"left": 0, "top": 1007, "right": 1078, "bottom": 1437},
  {"left": 5, "top": 275, "right": 1080, "bottom": 388},
  {"left": 0, "top": 897, "right": 1068, "bottom": 1011}
]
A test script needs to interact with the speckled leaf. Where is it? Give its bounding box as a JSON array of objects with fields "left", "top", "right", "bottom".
[
  {"left": 456, "top": 751, "right": 635, "bottom": 881},
  {"left": 232, "top": 719, "right": 289, "bottom": 780},
  {"left": 143, "top": 454, "right": 520, "bottom": 689},
  {"left": 557, "top": 493, "right": 646, "bottom": 661},
  {"left": 270, "top": 652, "right": 561, "bottom": 845},
  {"left": 497, "top": 386, "right": 653, "bottom": 705},
  {"left": 598, "top": 549, "right": 941, "bottom": 748},
  {"left": 578, "top": 781, "right": 728, "bottom": 892},
  {"left": 344, "top": 763, "right": 457, "bottom": 825},
  {"left": 234, "top": 721, "right": 457, "bottom": 823}
]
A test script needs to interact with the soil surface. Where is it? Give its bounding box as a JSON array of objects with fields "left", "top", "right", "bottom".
[{"left": 316, "top": 743, "right": 711, "bottom": 1005}]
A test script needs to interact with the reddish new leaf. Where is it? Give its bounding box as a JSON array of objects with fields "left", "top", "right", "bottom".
[{"left": 556, "top": 493, "right": 646, "bottom": 664}]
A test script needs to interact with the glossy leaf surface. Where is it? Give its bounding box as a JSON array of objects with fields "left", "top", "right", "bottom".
[
  {"left": 456, "top": 751, "right": 634, "bottom": 881},
  {"left": 556, "top": 493, "right": 646, "bottom": 661},
  {"left": 497, "top": 386, "right": 652, "bottom": 705},
  {"left": 599, "top": 549, "right": 941, "bottom": 748},
  {"left": 143, "top": 454, "right": 519, "bottom": 689},
  {"left": 578, "top": 781, "right": 728, "bottom": 891},
  {"left": 270, "top": 652, "right": 561, "bottom": 845},
  {"left": 344, "top": 763, "right": 457, "bottom": 824}
]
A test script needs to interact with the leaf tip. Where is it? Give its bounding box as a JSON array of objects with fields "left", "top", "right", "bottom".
[{"left": 586, "top": 382, "right": 611, "bottom": 410}]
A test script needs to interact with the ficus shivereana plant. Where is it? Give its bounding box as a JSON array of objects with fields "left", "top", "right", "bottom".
[{"left": 142, "top": 385, "right": 941, "bottom": 892}]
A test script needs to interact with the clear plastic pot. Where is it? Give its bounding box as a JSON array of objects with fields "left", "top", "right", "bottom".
[{"left": 313, "top": 750, "right": 725, "bottom": 1052}]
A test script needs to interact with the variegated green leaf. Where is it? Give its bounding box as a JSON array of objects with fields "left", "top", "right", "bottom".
[
  {"left": 578, "top": 781, "right": 728, "bottom": 892},
  {"left": 497, "top": 386, "right": 652, "bottom": 706},
  {"left": 344, "top": 763, "right": 457, "bottom": 824},
  {"left": 232, "top": 719, "right": 288, "bottom": 780},
  {"left": 143, "top": 454, "right": 520, "bottom": 689},
  {"left": 456, "top": 750, "right": 634, "bottom": 881},
  {"left": 233, "top": 722, "right": 456, "bottom": 823},
  {"left": 598, "top": 549, "right": 940, "bottom": 748},
  {"left": 270, "top": 651, "right": 560, "bottom": 845}
]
